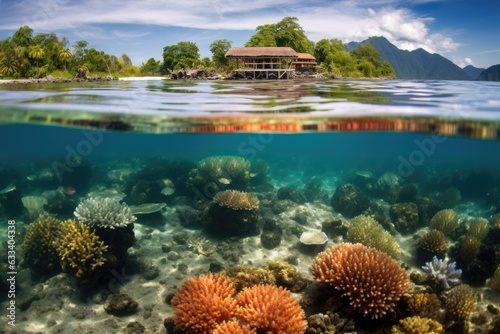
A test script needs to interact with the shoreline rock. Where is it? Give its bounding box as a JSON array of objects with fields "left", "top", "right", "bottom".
[{"left": 0, "top": 74, "right": 117, "bottom": 85}]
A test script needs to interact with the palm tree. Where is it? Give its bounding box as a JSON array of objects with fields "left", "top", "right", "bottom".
[
  {"left": 0, "top": 52, "right": 20, "bottom": 77},
  {"left": 58, "top": 48, "right": 72, "bottom": 72},
  {"left": 28, "top": 45, "right": 45, "bottom": 77}
]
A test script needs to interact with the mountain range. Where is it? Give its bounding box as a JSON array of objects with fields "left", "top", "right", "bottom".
[{"left": 346, "top": 37, "right": 499, "bottom": 81}]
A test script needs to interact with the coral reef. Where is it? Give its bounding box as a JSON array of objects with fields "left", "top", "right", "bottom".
[
  {"left": 306, "top": 311, "right": 355, "bottom": 334},
  {"left": 491, "top": 266, "right": 500, "bottom": 292},
  {"left": 491, "top": 213, "right": 500, "bottom": 229},
  {"left": 265, "top": 260, "right": 308, "bottom": 292},
  {"left": 415, "top": 230, "right": 448, "bottom": 265},
  {"left": 260, "top": 218, "right": 282, "bottom": 249},
  {"left": 407, "top": 292, "right": 441, "bottom": 321},
  {"left": 21, "top": 213, "right": 62, "bottom": 274},
  {"left": 429, "top": 209, "right": 459, "bottom": 236},
  {"left": 436, "top": 187, "right": 461, "bottom": 209},
  {"left": 236, "top": 285, "right": 307, "bottom": 334},
  {"left": 187, "top": 155, "right": 251, "bottom": 197},
  {"left": 55, "top": 219, "right": 109, "bottom": 285},
  {"left": 212, "top": 321, "right": 256, "bottom": 334},
  {"left": 346, "top": 215, "right": 401, "bottom": 259},
  {"left": 422, "top": 256, "right": 462, "bottom": 290},
  {"left": 390, "top": 202, "right": 419, "bottom": 234},
  {"left": 467, "top": 217, "right": 489, "bottom": 240},
  {"left": 74, "top": 197, "right": 137, "bottom": 229},
  {"left": 310, "top": 243, "right": 410, "bottom": 319},
  {"left": 445, "top": 284, "right": 476, "bottom": 322},
  {"left": 330, "top": 183, "right": 370, "bottom": 217},
  {"left": 459, "top": 236, "right": 481, "bottom": 262},
  {"left": 202, "top": 190, "right": 259, "bottom": 237},
  {"left": 171, "top": 273, "right": 237, "bottom": 334},
  {"left": 221, "top": 266, "right": 276, "bottom": 292},
  {"left": 391, "top": 316, "right": 444, "bottom": 334}
]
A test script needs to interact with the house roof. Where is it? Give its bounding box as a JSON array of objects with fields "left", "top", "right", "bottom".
[
  {"left": 297, "top": 53, "right": 316, "bottom": 60},
  {"left": 225, "top": 47, "right": 298, "bottom": 58}
]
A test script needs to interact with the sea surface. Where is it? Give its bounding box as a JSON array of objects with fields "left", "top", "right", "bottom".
[{"left": 1, "top": 78, "right": 500, "bottom": 333}]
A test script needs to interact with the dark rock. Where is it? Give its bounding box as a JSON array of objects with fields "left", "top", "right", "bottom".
[
  {"left": 277, "top": 186, "right": 306, "bottom": 204},
  {"left": 104, "top": 293, "right": 138, "bottom": 316},
  {"left": 331, "top": 184, "right": 370, "bottom": 217},
  {"left": 124, "top": 321, "right": 146, "bottom": 334}
]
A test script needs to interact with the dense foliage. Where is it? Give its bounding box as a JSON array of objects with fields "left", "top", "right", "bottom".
[
  {"left": 246, "top": 17, "right": 314, "bottom": 54},
  {"left": 2, "top": 18, "right": 397, "bottom": 79},
  {"left": 314, "top": 38, "right": 395, "bottom": 78},
  {"left": 0, "top": 26, "right": 137, "bottom": 78}
]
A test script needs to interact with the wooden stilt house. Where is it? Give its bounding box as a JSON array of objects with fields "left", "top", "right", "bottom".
[{"left": 225, "top": 47, "right": 298, "bottom": 79}]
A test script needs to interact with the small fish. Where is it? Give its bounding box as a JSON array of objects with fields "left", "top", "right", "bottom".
[
  {"left": 63, "top": 186, "right": 76, "bottom": 195},
  {"left": 218, "top": 177, "right": 231, "bottom": 185},
  {"left": 0, "top": 184, "right": 16, "bottom": 195}
]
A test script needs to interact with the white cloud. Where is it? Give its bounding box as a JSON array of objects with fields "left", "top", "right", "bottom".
[
  {"left": 0, "top": 0, "right": 459, "bottom": 54},
  {"left": 453, "top": 57, "right": 474, "bottom": 68}
]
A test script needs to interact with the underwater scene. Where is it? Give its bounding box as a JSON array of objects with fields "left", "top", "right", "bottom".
[{"left": 1, "top": 79, "right": 500, "bottom": 334}]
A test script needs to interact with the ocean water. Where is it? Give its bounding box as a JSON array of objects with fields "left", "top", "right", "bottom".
[{"left": 1, "top": 79, "right": 500, "bottom": 333}]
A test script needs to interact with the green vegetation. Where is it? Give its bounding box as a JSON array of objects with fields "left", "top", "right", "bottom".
[
  {"left": 1, "top": 17, "right": 395, "bottom": 80},
  {"left": 314, "top": 38, "right": 395, "bottom": 78},
  {"left": 0, "top": 25, "right": 138, "bottom": 79}
]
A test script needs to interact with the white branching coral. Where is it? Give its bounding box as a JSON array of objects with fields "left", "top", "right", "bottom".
[{"left": 74, "top": 197, "right": 137, "bottom": 229}]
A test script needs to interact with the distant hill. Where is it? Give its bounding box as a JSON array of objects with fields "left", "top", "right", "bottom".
[
  {"left": 346, "top": 37, "right": 471, "bottom": 80},
  {"left": 477, "top": 64, "right": 500, "bottom": 81},
  {"left": 463, "top": 65, "right": 485, "bottom": 79}
]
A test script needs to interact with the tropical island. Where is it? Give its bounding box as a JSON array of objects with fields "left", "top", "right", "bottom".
[{"left": 0, "top": 17, "right": 395, "bottom": 81}]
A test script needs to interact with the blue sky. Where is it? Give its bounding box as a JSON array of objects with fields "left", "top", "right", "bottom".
[{"left": 0, "top": 0, "right": 499, "bottom": 69}]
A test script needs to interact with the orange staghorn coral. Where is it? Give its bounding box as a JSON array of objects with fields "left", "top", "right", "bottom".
[
  {"left": 236, "top": 285, "right": 307, "bottom": 334},
  {"left": 212, "top": 321, "right": 256, "bottom": 334},
  {"left": 171, "top": 273, "right": 237, "bottom": 334},
  {"left": 310, "top": 243, "right": 410, "bottom": 319}
]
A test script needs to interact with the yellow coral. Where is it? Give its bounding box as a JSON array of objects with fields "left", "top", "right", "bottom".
[
  {"left": 213, "top": 190, "right": 259, "bottom": 210},
  {"left": 491, "top": 213, "right": 500, "bottom": 230},
  {"left": 221, "top": 266, "right": 276, "bottom": 292},
  {"left": 391, "top": 316, "right": 444, "bottom": 334},
  {"left": 491, "top": 266, "right": 500, "bottom": 292},
  {"left": 55, "top": 219, "right": 108, "bottom": 281},
  {"left": 265, "top": 260, "right": 303, "bottom": 290},
  {"left": 459, "top": 236, "right": 481, "bottom": 262},
  {"left": 445, "top": 284, "right": 476, "bottom": 321},
  {"left": 21, "top": 213, "right": 62, "bottom": 274},
  {"left": 467, "top": 217, "right": 489, "bottom": 240},
  {"left": 429, "top": 209, "right": 459, "bottom": 235},
  {"left": 346, "top": 215, "right": 400, "bottom": 259},
  {"left": 407, "top": 293, "right": 441, "bottom": 320}
]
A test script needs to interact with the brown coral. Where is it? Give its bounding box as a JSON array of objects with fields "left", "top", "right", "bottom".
[
  {"left": 310, "top": 243, "right": 410, "bottom": 319},
  {"left": 346, "top": 215, "right": 400, "bottom": 259},
  {"left": 236, "top": 285, "right": 307, "bottom": 334},
  {"left": 21, "top": 213, "right": 62, "bottom": 274},
  {"left": 459, "top": 236, "right": 481, "bottom": 262},
  {"left": 407, "top": 293, "right": 441, "bottom": 321},
  {"left": 467, "top": 217, "right": 489, "bottom": 240},
  {"left": 391, "top": 316, "right": 444, "bottom": 334},
  {"left": 445, "top": 284, "right": 476, "bottom": 322},
  {"left": 491, "top": 265, "right": 500, "bottom": 292},
  {"left": 221, "top": 265, "right": 276, "bottom": 292},
  {"left": 213, "top": 189, "right": 259, "bottom": 210},
  {"left": 429, "top": 209, "right": 459, "bottom": 236},
  {"left": 171, "top": 273, "right": 237, "bottom": 334},
  {"left": 415, "top": 230, "right": 447, "bottom": 263},
  {"left": 203, "top": 190, "right": 260, "bottom": 236},
  {"left": 56, "top": 219, "right": 108, "bottom": 283},
  {"left": 265, "top": 260, "right": 307, "bottom": 292},
  {"left": 390, "top": 202, "right": 419, "bottom": 234},
  {"left": 212, "top": 321, "right": 256, "bottom": 334}
]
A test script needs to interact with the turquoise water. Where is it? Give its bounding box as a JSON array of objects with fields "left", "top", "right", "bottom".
[{"left": 1, "top": 79, "right": 500, "bottom": 333}]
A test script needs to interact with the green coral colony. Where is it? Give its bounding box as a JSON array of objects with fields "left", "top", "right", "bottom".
[{"left": 3, "top": 154, "right": 500, "bottom": 333}]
